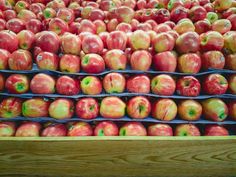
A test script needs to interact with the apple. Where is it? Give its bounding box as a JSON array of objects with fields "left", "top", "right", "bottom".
[
  {"left": 176, "top": 76, "right": 201, "bottom": 97},
  {"left": 103, "top": 73, "right": 126, "bottom": 94},
  {"left": 6, "top": 18, "right": 25, "bottom": 34},
  {"left": 194, "top": 19, "right": 211, "bottom": 34},
  {"left": 137, "top": 0, "right": 147, "bottom": 9},
  {"left": 0, "top": 0, "right": 12, "bottom": 11},
  {"left": 67, "top": 122, "right": 93, "bottom": 136},
  {"left": 213, "top": 0, "right": 232, "bottom": 12},
  {"left": 202, "top": 51, "right": 225, "bottom": 70},
  {"left": 29, "top": 2, "right": 44, "bottom": 15},
  {"left": 229, "top": 74, "right": 236, "bottom": 94},
  {"left": 116, "top": 22, "right": 132, "bottom": 33},
  {"left": 228, "top": 14, "right": 236, "bottom": 31},
  {"left": 119, "top": 122, "right": 147, "bottom": 136},
  {"left": 228, "top": 101, "right": 236, "bottom": 120},
  {"left": 0, "top": 30, "right": 18, "bottom": 53},
  {"left": 152, "top": 32, "right": 175, "bottom": 53},
  {"left": 106, "top": 31, "right": 127, "bottom": 51},
  {"left": 17, "top": 30, "right": 35, "bottom": 50},
  {"left": 56, "top": 76, "right": 80, "bottom": 95},
  {"left": 127, "top": 75, "right": 150, "bottom": 94},
  {"left": 0, "top": 122, "right": 16, "bottom": 137},
  {"left": 26, "top": 19, "right": 43, "bottom": 34},
  {"left": 168, "top": 0, "right": 184, "bottom": 11},
  {"left": 78, "top": 19, "right": 96, "bottom": 34},
  {"left": 3, "top": 10, "right": 17, "bottom": 21},
  {"left": 226, "top": 54, "right": 236, "bottom": 70},
  {"left": 202, "top": 98, "right": 228, "bottom": 122},
  {"left": 80, "top": 76, "right": 102, "bottom": 95},
  {"left": 152, "top": 99, "right": 177, "bottom": 121},
  {"left": 224, "top": 31, "right": 236, "bottom": 54},
  {"left": 114, "top": 6, "right": 134, "bottom": 23},
  {"left": 8, "top": 49, "right": 32, "bottom": 70},
  {"left": 130, "top": 50, "right": 152, "bottom": 71},
  {"left": 204, "top": 125, "right": 229, "bottom": 136},
  {"left": 22, "top": 98, "right": 50, "bottom": 117},
  {"left": 148, "top": 124, "right": 173, "bottom": 136},
  {"left": 129, "top": 30, "right": 150, "bottom": 50},
  {"left": 15, "top": 122, "right": 41, "bottom": 137},
  {"left": 100, "top": 97, "right": 126, "bottom": 119},
  {"left": 81, "top": 54, "right": 105, "bottom": 73},
  {"left": 48, "top": 17, "right": 69, "bottom": 35},
  {"left": 153, "top": 51, "right": 177, "bottom": 72},
  {"left": 223, "top": 7, "right": 236, "bottom": 18},
  {"left": 41, "top": 123, "right": 67, "bottom": 137},
  {"left": 174, "top": 124, "right": 200, "bottom": 136},
  {"left": 154, "top": 23, "right": 172, "bottom": 33},
  {"left": 0, "top": 74, "right": 4, "bottom": 91},
  {"left": 0, "top": 97, "right": 22, "bottom": 118},
  {"left": 107, "top": 19, "right": 119, "bottom": 32},
  {"left": 35, "top": 51, "right": 59, "bottom": 71},
  {"left": 151, "top": 74, "right": 176, "bottom": 96},
  {"left": 94, "top": 121, "right": 119, "bottom": 136},
  {"left": 60, "top": 33, "right": 81, "bottom": 55},
  {"left": 200, "top": 31, "right": 224, "bottom": 51},
  {"left": 207, "top": 12, "right": 218, "bottom": 23},
  {"left": 93, "top": 19, "right": 106, "bottom": 34},
  {"left": 188, "top": 5, "right": 207, "bottom": 22},
  {"left": 176, "top": 31, "right": 200, "bottom": 54},
  {"left": 178, "top": 100, "right": 202, "bottom": 121},
  {"left": 0, "top": 49, "right": 10, "bottom": 70},
  {"left": 103, "top": 49, "right": 127, "bottom": 70},
  {"left": 173, "top": 19, "right": 195, "bottom": 35},
  {"left": 49, "top": 98, "right": 74, "bottom": 119},
  {"left": 76, "top": 98, "right": 99, "bottom": 119},
  {"left": 59, "top": 54, "right": 80, "bottom": 73},
  {"left": 81, "top": 34, "right": 103, "bottom": 54},
  {"left": 57, "top": 8, "right": 75, "bottom": 24},
  {"left": 89, "top": 9, "right": 105, "bottom": 21},
  {"left": 5, "top": 74, "right": 29, "bottom": 94},
  {"left": 0, "top": 18, "right": 5, "bottom": 31},
  {"left": 152, "top": 8, "right": 170, "bottom": 24},
  {"left": 212, "top": 19, "right": 232, "bottom": 34},
  {"left": 203, "top": 74, "right": 228, "bottom": 95},
  {"left": 43, "top": 8, "right": 56, "bottom": 19},
  {"left": 30, "top": 73, "right": 55, "bottom": 94},
  {"left": 170, "top": 6, "right": 188, "bottom": 23},
  {"left": 47, "top": 0, "right": 66, "bottom": 11},
  {"left": 178, "top": 53, "right": 202, "bottom": 74},
  {"left": 69, "top": 22, "right": 80, "bottom": 34}
]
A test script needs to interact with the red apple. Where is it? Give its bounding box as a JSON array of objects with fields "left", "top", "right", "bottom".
[
  {"left": 137, "top": 0, "right": 147, "bottom": 9},
  {"left": 3, "top": 10, "right": 16, "bottom": 21},
  {"left": 59, "top": 54, "right": 80, "bottom": 73},
  {"left": 94, "top": 121, "right": 119, "bottom": 136},
  {"left": 204, "top": 125, "right": 229, "bottom": 136},
  {"left": 26, "top": 19, "right": 43, "bottom": 34},
  {"left": 8, "top": 49, "right": 32, "bottom": 70},
  {"left": 93, "top": 19, "right": 106, "bottom": 34},
  {"left": 116, "top": 22, "right": 132, "bottom": 33},
  {"left": 229, "top": 74, "right": 236, "bottom": 94},
  {"left": 212, "top": 19, "right": 232, "bottom": 34},
  {"left": 30, "top": 73, "right": 55, "bottom": 94},
  {"left": 0, "top": 97, "right": 22, "bottom": 118},
  {"left": 57, "top": 8, "right": 75, "bottom": 24},
  {"left": 153, "top": 8, "right": 170, "bottom": 24},
  {"left": 17, "top": 30, "right": 35, "bottom": 50},
  {"left": 213, "top": 0, "right": 232, "bottom": 12},
  {"left": 41, "top": 123, "right": 67, "bottom": 137},
  {"left": 0, "top": 30, "right": 18, "bottom": 53},
  {"left": 202, "top": 98, "right": 228, "bottom": 122},
  {"left": 127, "top": 75, "right": 150, "bottom": 94},
  {"left": 104, "top": 49, "right": 127, "bottom": 70},
  {"left": 80, "top": 76, "right": 102, "bottom": 95},
  {"left": 17, "top": 9, "right": 36, "bottom": 22},
  {"left": 176, "top": 76, "right": 201, "bottom": 97},
  {"left": 153, "top": 51, "right": 177, "bottom": 72},
  {"left": 194, "top": 19, "right": 211, "bottom": 34},
  {"left": 106, "top": 31, "right": 127, "bottom": 51},
  {"left": 202, "top": 51, "right": 225, "bottom": 70},
  {"left": 48, "top": 17, "right": 69, "bottom": 35},
  {"left": 0, "top": 18, "right": 5, "bottom": 31},
  {"left": 173, "top": 19, "right": 195, "bottom": 35},
  {"left": 228, "top": 101, "right": 236, "bottom": 120},
  {"left": 81, "top": 34, "right": 103, "bottom": 54},
  {"left": 224, "top": 31, "right": 236, "bottom": 54},
  {"left": 69, "top": 22, "right": 80, "bottom": 34},
  {"left": 89, "top": 9, "right": 105, "bottom": 21},
  {"left": 76, "top": 98, "right": 99, "bottom": 119},
  {"left": 170, "top": 6, "right": 188, "bottom": 23},
  {"left": 174, "top": 124, "right": 200, "bottom": 136},
  {"left": 228, "top": 14, "right": 236, "bottom": 31},
  {"left": 15, "top": 122, "right": 41, "bottom": 137},
  {"left": 6, "top": 18, "right": 25, "bottom": 34},
  {"left": 178, "top": 53, "right": 201, "bottom": 74},
  {"left": 35, "top": 51, "right": 59, "bottom": 71},
  {"left": 0, "top": 49, "right": 10, "bottom": 70},
  {"left": 5, "top": 74, "right": 29, "bottom": 94},
  {"left": 152, "top": 32, "right": 175, "bottom": 53},
  {"left": 103, "top": 73, "right": 126, "bottom": 93},
  {"left": 178, "top": 100, "right": 202, "bottom": 121},
  {"left": 67, "top": 122, "right": 93, "bottom": 136},
  {"left": 130, "top": 50, "right": 152, "bottom": 71},
  {"left": 56, "top": 76, "right": 80, "bottom": 95},
  {"left": 148, "top": 124, "right": 173, "bottom": 136},
  {"left": 78, "top": 19, "right": 96, "bottom": 34},
  {"left": 226, "top": 54, "right": 236, "bottom": 70},
  {"left": 115, "top": 6, "right": 134, "bottom": 23},
  {"left": 200, "top": 31, "right": 224, "bottom": 51},
  {"left": 119, "top": 122, "right": 147, "bottom": 136},
  {"left": 0, "top": 122, "right": 16, "bottom": 137},
  {"left": 188, "top": 6, "right": 207, "bottom": 22},
  {"left": 0, "top": 74, "right": 4, "bottom": 91},
  {"left": 22, "top": 98, "right": 50, "bottom": 117},
  {"left": 43, "top": 8, "right": 56, "bottom": 19},
  {"left": 60, "top": 33, "right": 81, "bottom": 55},
  {"left": 81, "top": 54, "right": 105, "bottom": 73},
  {"left": 100, "top": 97, "right": 126, "bottom": 119},
  {"left": 129, "top": 30, "right": 151, "bottom": 50}
]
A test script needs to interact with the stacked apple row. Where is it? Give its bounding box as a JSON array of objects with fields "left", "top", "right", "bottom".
[
  {"left": 0, "top": 121, "right": 232, "bottom": 137},
  {"left": 1, "top": 72, "right": 236, "bottom": 96},
  {"left": 0, "top": 96, "right": 235, "bottom": 122}
]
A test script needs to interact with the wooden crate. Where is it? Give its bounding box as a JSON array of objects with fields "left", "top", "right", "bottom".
[{"left": 0, "top": 136, "right": 236, "bottom": 177}]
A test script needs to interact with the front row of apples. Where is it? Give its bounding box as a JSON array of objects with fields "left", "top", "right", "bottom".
[
  {"left": 0, "top": 121, "right": 229, "bottom": 137},
  {"left": 0, "top": 96, "right": 235, "bottom": 122}
]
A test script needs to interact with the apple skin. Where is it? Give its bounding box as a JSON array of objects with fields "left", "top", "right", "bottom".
[
  {"left": 82, "top": 34, "right": 103, "bottom": 54},
  {"left": 173, "top": 19, "right": 195, "bottom": 35},
  {"left": 8, "top": 49, "right": 32, "bottom": 70},
  {"left": 107, "top": 19, "right": 119, "bottom": 32},
  {"left": 228, "top": 101, "right": 236, "bottom": 120},
  {"left": 202, "top": 98, "right": 228, "bottom": 122},
  {"left": 49, "top": 17, "right": 69, "bottom": 35},
  {"left": 103, "top": 49, "right": 127, "bottom": 70},
  {"left": 60, "top": 33, "right": 81, "bottom": 55},
  {"left": 203, "top": 74, "right": 228, "bottom": 95},
  {"left": 207, "top": 12, "right": 218, "bottom": 23},
  {"left": 116, "top": 22, "right": 132, "bottom": 33},
  {"left": 119, "top": 122, "right": 147, "bottom": 136},
  {"left": 22, "top": 98, "right": 50, "bottom": 118},
  {"left": 5, "top": 74, "right": 29, "bottom": 94},
  {"left": 17, "top": 30, "right": 35, "bottom": 50},
  {"left": 170, "top": 6, "right": 188, "bottom": 23},
  {"left": 130, "top": 50, "right": 152, "bottom": 71},
  {"left": 49, "top": 98, "right": 74, "bottom": 119},
  {"left": 202, "top": 51, "right": 225, "bottom": 70},
  {"left": 81, "top": 76, "right": 102, "bottom": 95},
  {"left": 152, "top": 32, "right": 175, "bottom": 53},
  {"left": 26, "top": 19, "right": 43, "bottom": 34},
  {"left": 176, "top": 76, "right": 201, "bottom": 97},
  {"left": 30, "top": 73, "right": 55, "bottom": 94},
  {"left": 0, "top": 49, "right": 10, "bottom": 70},
  {"left": 56, "top": 76, "right": 80, "bottom": 95},
  {"left": 0, "top": 19, "right": 5, "bottom": 30},
  {"left": 178, "top": 100, "right": 202, "bottom": 121},
  {"left": 213, "top": 0, "right": 232, "bottom": 12},
  {"left": 0, "top": 30, "right": 18, "bottom": 53},
  {"left": 152, "top": 99, "right": 177, "bottom": 121},
  {"left": 81, "top": 54, "right": 105, "bottom": 74},
  {"left": 188, "top": 5, "right": 207, "bottom": 22},
  {"left": 204, "top": 125, "right": 229, "bottom": 136},
  {"left": 200, "top": 31, "right": 224, "bottom": 51},
  {"left": 17, "top": 9, "right": 37, "bottom": 22},
  {"left": 67, "top": 122, "right": 93, "bottom": 136},
  {"left": 94, "top": 121, "right": 119, "bottom": 136},
  {"left": 174, "top": 124, "right": 201, "bottom": 136},
  {"left": 100, "top": 97, "right": 126, "bottom": 119},
  {"left": 152, "top": 8, "right": 170, "bottom": 24},
  {"left": 57, "top": 8, "right": 75, "bottom": 24},
  {"left": 78, "top": 19, "right": 96, "bottom": 34},
  {"left": 178, "top": 53, "right": 202, "bottom": 74},
  {"left": 129, "top": 30, "right": 151, "bottom": 51},
  {"left": 94, "top": 19, "right": 106, "bottom": 34},
  {"left": 0, "top": 74, "right": 4, "bottom": 91},
  {"left": 103, "top": 73, "right": 126, "bottom": 94},
  {"left": 224, "top": 31, "right": 236, "bottom": 54},
  {"left": 176, "top": 32, "right": 200, "bottom": 54},
  {"left": 0, "top": 97, "right": 22, "bottom": 118},
  {"left": 212, "top": 19, "right": 232, "bottom": 34},
  {"left": 194, "top": 19, "right": 211, "bottom": 34},
  {"left": 76, "top": 98, "right": 99, "bottom": 120},
  {"left": 127, "top": 75, "right": 150, "bottom": 94},
  {"left": 151, "top": 74, "right": 176, "bottom": 96},
  {"left": 225, "top": 54, "right": 236, "bottom": 70},
  {"left": 228, "top": 74, "right": 236, "bottom": 94},
  {"left": 148, "top": 124, "right": 173, "bottom": 136},
  {"left": 36, "top": 51, "right": 59, "bottom": 71},
  {"left": 41, "top": 123, "right": 67, "bottom": 137},
  {"left": 6, "top": 18, "right": 25, "bottom": 34},
  {"left": 59, "top": 54, "right": 80, "bottom": 73},
  {"left": 153, "top": 51, "right": 177, "bottom": 72},
  {"left": 15, "top": 122, "right": 41, "bottom": 137},
  {"left": 0, "top": 122, "right": 16, "bottom": 137},
  {"left": 35, "top": 31, "right": 60, "bottom": 54},
  {"left": 114, "top": 6, "right": 134, "bottom": 23},
  {"left": 228, "top": 14, "right": 236, "bottom": 31},
  {"left": 127, "top": 96, "right": 151, "bottom": 119}
]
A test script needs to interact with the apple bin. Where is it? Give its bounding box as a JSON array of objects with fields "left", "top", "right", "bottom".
[{"left": 0, "top": 0, "right": 236, "bottom": 176}]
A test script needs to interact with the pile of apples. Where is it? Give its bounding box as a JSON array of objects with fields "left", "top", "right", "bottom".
[{"left": 0, "top": 0, "right": 236, "bottom": 136}]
